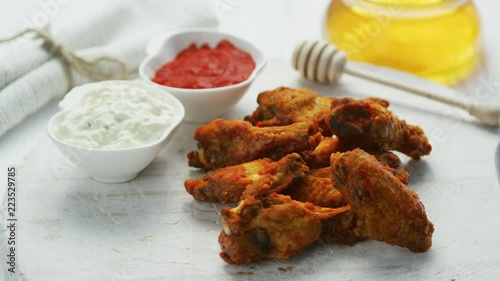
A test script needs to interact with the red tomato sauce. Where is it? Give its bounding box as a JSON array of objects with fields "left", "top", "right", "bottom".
[{"left": 152, "top": 40, "right": 256, "bottom": 89}]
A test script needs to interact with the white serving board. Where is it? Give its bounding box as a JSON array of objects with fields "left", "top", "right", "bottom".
[{"left": 2, "top": 58, "right": 500, "bottom": 281}]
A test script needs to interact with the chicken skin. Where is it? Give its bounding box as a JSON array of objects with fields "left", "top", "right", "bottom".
[
  {"left": 330, "top": 149, "right": 434, "bottom": 252},
  {"left": 188, "top": 119, "right": 322, "bottom": 170},
  {"left": 372, "top": 151, "right": 410, "bottom": 185},
  {"left": 326, "top": 97, "right": 432, "bottom": 160},
  {"left": 299, "top": 136, "right": 343, "bottom": 168},
  {"left": 284, "top": 167, "right": 344, "bottom": 208},
  {"left": 287, "top": 152, "right": 408, "bottom": 245},
  {"left": 244, "top": 87, "right": 336, "bottom": 134},
  {"left": 218, "top": 193, "right": 350, "bottom": 265},
  {"left": 185, "top": 153, "right": 308, "bottom": 204},
  {"left": 298, "top": 135, "right": 411, "bottom": 183},
  {"left": 321, "top": 210, "right": 367, "bottom": 246},
  {"left": 287, "top": 151, "right": 408, "bottom": 208}
]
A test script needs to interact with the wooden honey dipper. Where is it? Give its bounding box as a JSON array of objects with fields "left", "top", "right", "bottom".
[{"left": 292, "top": 40, "right": 500, "bottom": 127}]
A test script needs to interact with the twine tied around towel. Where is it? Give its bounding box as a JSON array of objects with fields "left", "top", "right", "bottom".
[{"left": 0, "top": 26, "right": 128, "bottom": 91}]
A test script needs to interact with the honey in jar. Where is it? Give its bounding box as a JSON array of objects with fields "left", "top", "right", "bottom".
[{"left": 325, "top": 0, "right": 481, "bottom": 85}]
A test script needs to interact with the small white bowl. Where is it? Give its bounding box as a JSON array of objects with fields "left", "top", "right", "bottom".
[
  {"left": 47, "top": 80, "right": 185, "bottom": 183},
  {"left": 139, "top": 28, "right": 266, "bottom": 123}
]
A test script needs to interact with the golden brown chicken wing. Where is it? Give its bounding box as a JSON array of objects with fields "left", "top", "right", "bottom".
[
  {"left": 372, "top": 151, "right": 410, "bottom": 185},
  {"left": 185, "top": 153, "right": 308, "bottom": 204},
  {"left": 218, "top": 193, "right": 350, "bottom": 264},
  {"left": 330, "top": 148, "right": 434, "bottom": 252},
  {"left": 288, "top": 151, "right": 408, "bottom": 207},
  {"left": 288, "top": 152, "right": 407, "bottom": 245},
  {"left": 244, "top": 87, "right": 336, "bottom": 134},
  {"left": 188, "top": 119, "right": 323, "bottom": 170},
  {"left": 326, "top": 97, "right": 432, "bottom": 160},
  {"left": 321, "top": 210, "right": 367, "bottom": 246},
  {"left": 299, "top": 136, "right": 344, "bottom": 168},
  {"left": 284, "top": 167, "right": 343, "bottom": 208}
]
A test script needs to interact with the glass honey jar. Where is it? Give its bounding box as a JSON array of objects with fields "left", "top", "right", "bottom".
[{"left": 325, "top": 0, "right": 481, "bottom": 85}]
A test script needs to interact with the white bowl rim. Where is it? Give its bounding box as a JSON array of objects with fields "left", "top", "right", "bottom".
[
  {"left": 138, "top": 28, "right": 267, "bottom": 95},
  {"left": 47, "top": 80, "right": 185, "bottom": 152}
]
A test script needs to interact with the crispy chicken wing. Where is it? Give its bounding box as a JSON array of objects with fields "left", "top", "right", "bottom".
[
  {"left": 185, "top": 153, "right": 308, "bottom": 204},
  {"left": 330, "top": 148, "right": 434, "bottom": 252},
  {"left": 326, "top": 97, "right": 432, "bottom": 160},
  {"left": 288, "top": 152, "right": 407, "bottom": 245},
  {"left": 321, "top": 210, "right": 367, "bottom": 246},
  {"left": 284, "top": 167, "right": 343, "bottom": 208},
  {"left": 372, "top": 151, "right": 410, "bottom": 185},
  {"left": 297, "top": 134, "right": 409, "bottom": 182},
  {"left": 218, "top": 193, "right": 350, "bottom": 264},
  {"left": 188, "top": 119, "right": 322, "bottom": 170},
  {"left": 299, "top": 136, "right": 344, "bottom": 168},
  {"left": 244, "top": 87, "right": 335, "bottom": 134}
]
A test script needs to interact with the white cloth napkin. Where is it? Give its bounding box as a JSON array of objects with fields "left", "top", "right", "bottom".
[{"left": 0, "top": 0, "right": 218, "bottom": 137}]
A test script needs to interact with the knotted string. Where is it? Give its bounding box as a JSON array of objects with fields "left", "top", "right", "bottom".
[{"left": 0, "top": 26, "right": 128, "bottom": 91}]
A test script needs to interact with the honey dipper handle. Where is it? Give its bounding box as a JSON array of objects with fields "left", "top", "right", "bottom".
[
  {"left": 344, "top": 64, "right": 500, "bottom": 127},
  {"left": 344, "top": 64, "right": 468, "bottom": 111}
]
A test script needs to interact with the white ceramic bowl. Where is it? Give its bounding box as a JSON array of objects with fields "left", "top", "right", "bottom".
[
  {"left": 47, "top": 80, "right": 185, "bottom": 183},
  {"left": 139, "top": 28, "right": 266, "bottom": 123}
]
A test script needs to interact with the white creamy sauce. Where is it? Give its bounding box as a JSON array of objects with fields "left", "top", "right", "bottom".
[{"left": 55, "top": 84, "right": 177, "bottom": 149}]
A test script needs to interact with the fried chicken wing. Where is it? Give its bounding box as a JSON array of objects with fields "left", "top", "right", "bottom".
[
  {"left": 185, "top": 153, "right": 308, "bottom": 204},
  {"left": 330, "top": 149, "right": 434, "bottom": 252},
  {"left": 374, "top": 150, "right": 405, "bottom": 171},
  {"left": 373, "top": 151, "right": 410, "bottom": 185},
  {"left": 326, "top": 97, "right": 432, "bottom": 160},
  {"left": 218, "top": 193, "right": 350, "bottom": 264},
  {"left": 283, "top": 168, "right": 364, "bottom": 245},
  {"left": 284, "top": 167, "right": 343, "bottom": 208},
  {"left": 299, "top": 136, "right": 344, "bottom": 168},
  {"left": 289, "top": 152, "right": 407, "bottom": 245},
  {"left": 321, "top": 210, "right": 368, "bottom": 246},
  {"left": 244, "top": 87, "right": 336, "bottom": 134},
  {"left": 188, "top": 119, "right": 322, "bottom": 170}
]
